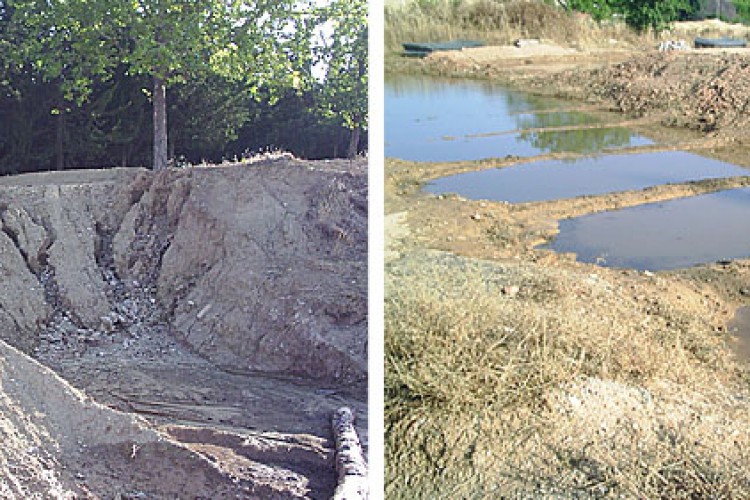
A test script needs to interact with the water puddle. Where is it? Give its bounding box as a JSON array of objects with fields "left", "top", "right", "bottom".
[
  {"left": 385, "top": 75, "right": 652, "bottom": 161},
  {"left": 728, "top": 306, "right": 750, "bottom": 362},
  {"left": 424, "top": 151, "right": 749, "bottom": 203},
  {"left": 540, "top": 187, "right": 750, "bottom": 271}
]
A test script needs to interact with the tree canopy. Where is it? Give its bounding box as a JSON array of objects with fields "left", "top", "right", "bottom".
[
  {"left": 1, "top": 0, "right": 367, "bottom": 173},
  {"left": 561, "top": 0, "right": 697, "bottom": 32},
  {"left": 316, "top": 0, "right": 368, "bottom": 158}
]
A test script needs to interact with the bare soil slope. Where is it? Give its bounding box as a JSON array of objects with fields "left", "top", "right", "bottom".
[
  {"left": 537, "top": 52, "right": 750, "bottom": 136},
  {"left": 0, "top": 158, "right": 367, "bottom": 498}
]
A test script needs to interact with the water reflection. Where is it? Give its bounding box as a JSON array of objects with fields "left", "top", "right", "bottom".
[
  {"left": 520, "top": 127, "right": 637, "bottom": 156},
  {"left": 541, "top": 187, "right": 750, "bottom": 271},
  {"left": 425, "top": 151, "right": 749, "bottom": 203},
  {"left": 385, "top": 74, "right": 652, "bottom": 161},
  {"left": 515, "top": 111, "right": 601, "bottom": 129}
]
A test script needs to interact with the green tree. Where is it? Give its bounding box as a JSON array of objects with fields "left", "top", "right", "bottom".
[
  {"left": 8, "top": 0, "right": 316, "bottom": 170},
  {"left": 734, "top": 0, "right": 750, "bottom": 22},
  {"left": 316, "top": 0, "right": 367, "bottom": 158},
  {"left": 616, "top": 0, "right": 691, "bottom": 32},
  {"left": 561, "top": 0, "right": 616, "bottom": 21}
]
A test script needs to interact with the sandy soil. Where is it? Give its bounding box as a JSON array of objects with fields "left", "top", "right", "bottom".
[{"left": 0, "top": 158, "right": 367, "bottom": 498}]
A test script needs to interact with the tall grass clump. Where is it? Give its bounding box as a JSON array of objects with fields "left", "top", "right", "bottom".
[
  {"left": 385, "top": 0, "right": 640, "bottom": 52},
  {"left": 385, "top": 253, "right": 750, "bottom": 498}
]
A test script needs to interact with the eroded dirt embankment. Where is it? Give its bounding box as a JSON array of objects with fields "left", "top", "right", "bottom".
[{"left": 0, "top": 158, "right": 367, "bottom": 498}]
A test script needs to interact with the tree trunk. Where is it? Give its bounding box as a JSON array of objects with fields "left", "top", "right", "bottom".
[
  {"left": 347, "top": 127, "right": 360, "bottom": 159},
  {"left": 168, "top": 135, "right": 175, "bottom": 164},
  {"left": 153, "top": 76, "right": 168, "bottom": 171},
  {"left": 55, "top": 110, "right": 65, "bottom": 171},
  {"left": 331, "top": 407, "right": 367, "bottom": 499}
]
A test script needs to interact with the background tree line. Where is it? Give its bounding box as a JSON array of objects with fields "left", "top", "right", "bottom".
[
  {"left": 0, "top": 0, "right": 367, "bottom": 175},
  {"left": 558, "top": 0, "right": 750, "bottom": 33}
]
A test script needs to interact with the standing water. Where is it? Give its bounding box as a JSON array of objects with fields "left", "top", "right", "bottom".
[
  {"left": 540, "top": 188, "right": 750, "bottom": 271},
  {"left": 385, "top": 74, "right": 653, "bottom": 162},
  {"left": 390, "top": 74, "right": 750, "bottom": 270},
  {"left": 424, "top": 151, "right": 749, "bottom": 203}
]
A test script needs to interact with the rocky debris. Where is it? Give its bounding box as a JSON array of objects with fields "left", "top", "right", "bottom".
[{"left": 658, "top": 39, "right": 688, "bottom": 52}]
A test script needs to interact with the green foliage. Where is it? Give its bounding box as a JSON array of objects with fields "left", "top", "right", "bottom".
[
  {"left": 315, "top": 0, "right": 368, "bottom": 132},
  {"left": 6, "top": 0, "right": 322, "bottom": 168},
  {"left": 562, "top": 0, "right": 693, "bottom": 33},
  {"left": 0, "top": 0, "right": 367, "bottom": 173},
  {"left": 564, "top": 0, "right": 615, "bottom": 21},
  {"left": 8, "top": 0, "right": 315, "bottom": 97},
  {"left": 617, "top": 0, "right": 691, "bottom": 32},
  {"left": 735, "top": 0, "right": 750, "bottom": 23}
]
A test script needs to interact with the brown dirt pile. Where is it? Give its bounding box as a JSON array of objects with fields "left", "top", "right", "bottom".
[
  {"left": 537, "top": 52, "right": 750, "bottom": 135},
  {"left": 0, "top": 158, "right": 367, "bottom": 498}
]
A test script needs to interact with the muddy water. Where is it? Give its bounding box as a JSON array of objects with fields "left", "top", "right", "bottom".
[
  {"left": 728, "top": 306, "right": 750, "bottom": 361},
  {"left": 385, "top": 74, "right": 652, "bottom": 161},
  {"left": 425, "top": 151, "right": 749, "bottom": 203},
  {"left": 540, "top": 187, "right": 750, "bottom": 271}
]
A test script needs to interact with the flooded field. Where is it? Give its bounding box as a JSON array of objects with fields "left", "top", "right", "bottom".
[
  {"left": 390, "top": 75, "right": 750, "bottom": 271},
  {"left": 540, "top": 187, "right": 750, "bottom": 270},
  {"left": 424, "top": 151, "right": 749, "bottom": 203},
  {"left": 386, "top": 41, "right": 750, "bottom": 500},
  {"left": 385, "top": 75, "right": 652, "bottom": 161}
]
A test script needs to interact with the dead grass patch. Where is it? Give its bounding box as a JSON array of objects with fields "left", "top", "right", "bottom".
[
  {"left": 385, "top": 0, "right": 645, "bottom": 53},
  {"left": 386, "top": 251, "right": 750, "bottom": 497}
]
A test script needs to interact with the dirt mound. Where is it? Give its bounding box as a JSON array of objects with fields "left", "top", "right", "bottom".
[
  {"left": 538, "top": 52, "right": 750, "bottom": 135},
  {"left": 0, "top": 339, "right": 274, "bottom": 498},
  {"left": 0, "top": 158, "right": 367, "bottom": 497},
  {"left": 670, "top": 18, "right": 750, "bottom": 38},
  {"left": 1, "top": 159, "right": 366, "bottom": 383}
]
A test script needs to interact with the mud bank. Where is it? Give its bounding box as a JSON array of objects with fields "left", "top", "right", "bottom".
[
  {"left": 400, "top": 43, "right": 750, "bottom": 143},
  {"left": 0, "top": 158, "right": 367, "bottom": 498}
]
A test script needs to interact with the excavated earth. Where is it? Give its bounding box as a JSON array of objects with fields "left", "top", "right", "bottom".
[
  {"left": 385, "top": 39, "right": 750, "bottom": 496},
  {"left": 0, "top": 158, "right": 367, "bottom": 498}
]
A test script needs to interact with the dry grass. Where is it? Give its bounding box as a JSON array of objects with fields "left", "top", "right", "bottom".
[
  {"left": 385, "top": 0, "right": 645, "bottom": 53},
  {"left": 385, "top": 251, "right": 750, "bottom": 498},
  {"left": 669, "top": 18, "right": 750, "bottom": 39}
]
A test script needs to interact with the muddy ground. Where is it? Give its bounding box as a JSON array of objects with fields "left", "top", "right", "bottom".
[
  {"left": 386, "top": 38, "right": 750, "bottom": 496},
  {"left": 387, "top": 39, "right": 750, "bottom": 309},
  {"left": 0, "top": 158, "right": 367, "bottom": 498}
]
